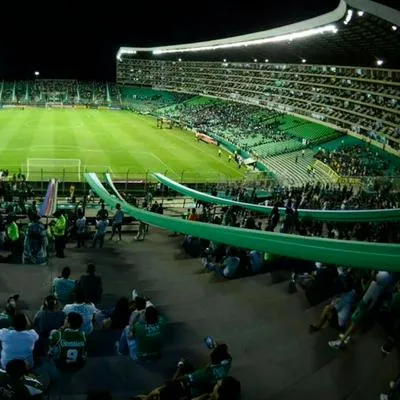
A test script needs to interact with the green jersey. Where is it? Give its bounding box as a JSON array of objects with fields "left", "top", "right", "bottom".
[
  {"left": 0, "top": 369, "right": 43, "bottom": 399},
  {"left": 183, "top": 358, "right": 232, "bottom": 396},
  {"left": 133, "top": 317, "right": 166, "bottom": 360},
  {"left": 49, "top": 328, "right": 87, "bottom": 369}
]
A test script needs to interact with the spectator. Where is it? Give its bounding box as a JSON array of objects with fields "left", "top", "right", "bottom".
[
  {"left": 0, "top": 359, "right": 44, "bottom": 399},
  {"left": 27, "top": 201, "right": 38, "bottom": 222},
  {"left": 53, "top": 267, "right": 77, "bottom": 305},
  {"left": 63, "top": 289, "right": 98, "bottom": 335},
  {"left": 101, "top": 297, "right": 132, "bottom": 330},
  {"left": 130, "top": 306, "right": 165, "bottom": 361},
  {"left": 78, "top": 264, "right": 103, "bottom": 304},
  {"left": 22, "top": 214, "right": 48, "bottom": 265},
  {"left": 6, "top": 216, "right": 19, "bottom": 260},
  {"left": 177, "top": 343, "right": 232, "bottom": 397},
  {"left": 92, "top": 215, "right": 109, "bottom": 249},
  {"left": 48, "top": 312, "right": 87, "bottom": 371},
  {"left": 0, "top": 314, "right": 38, "bottom": 369},
  {"left": 0, "top": 214, "right": 5, "bottom": 251},
  {"left": 52, "top": 210, "right": 66, "bottom": 258},
  {"left": 96, "top": 202, "right": 109, "bottom": 220},
  {"left": 76, "top": 209, "right": 86, "bottom": 248},
  {"left": 0, "top": 295, "right": 18, "bottom": 329},
  {"left": 205, "top": 247, "right": 240, "bottom": 279},
  {"left": 34, "top": 295, "right": 65, "bottom": 340},
  {"left": 109, "top": 203, "right": 124, "bottom": 241}
]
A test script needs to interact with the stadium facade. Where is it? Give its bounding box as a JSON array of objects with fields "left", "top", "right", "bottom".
[{"left": 116, "top": 0, "right": 400, "bottom": 154}]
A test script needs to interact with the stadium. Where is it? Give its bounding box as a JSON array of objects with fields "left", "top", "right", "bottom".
[{"left": 0, "top": 0, "right": 399, "bottom": 399}]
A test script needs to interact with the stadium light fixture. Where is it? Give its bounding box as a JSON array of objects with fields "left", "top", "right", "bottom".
[
  {"left": 178, "top": 58, "right": 182, "bottom": 62},
  {"left": 343, "top": 9, "right": 353, "bottom": 25},
  {"left": 116, "top": 48, "right": 136, "bottom": 61},
  {"left": 34, "top": 71, "right": 40, "bottom": 77},
  {"left": 376, "top": 59, "right": 384, "bottom": 66},
  {"left": 265, "top": 59, "right": 269, "bottom": 63},
  {"left": 151, "top": 24, "right": 338, "bottom": 55},
  {"left": 223, "top": 58, "right": 227, "bottom": 62},
  {"left": 392, "top": 25, "right": 398, "bottom": 31},
  {"left": 254, "top": 58, "right": 258, "bottom": 62},
  {"left": 357, "top": 10, "right": 364, "bottom": 16},
  {"left": 302, "top": 58, "right": 307, "bottom": 63}
]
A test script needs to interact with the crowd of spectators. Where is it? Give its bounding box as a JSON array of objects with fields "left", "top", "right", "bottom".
[{"left": 314, "top": 144, "right": 399, "bottom": 177}]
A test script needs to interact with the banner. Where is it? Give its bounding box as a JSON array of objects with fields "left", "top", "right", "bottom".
[
  {"left": 196, "top": 132, "right": 217, "bottom": 145},
  {"left": 86, "top": 173, "right": 400, "bottom": 271}
]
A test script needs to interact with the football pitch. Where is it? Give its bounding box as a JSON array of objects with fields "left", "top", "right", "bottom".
[{"left": 0, "top": 108, "right": 245, "bottom": 183}]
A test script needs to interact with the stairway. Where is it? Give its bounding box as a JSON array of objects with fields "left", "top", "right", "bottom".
[
  {"left": 0, "top": 231, "right": 396, "bottom": 399},
  {"left": 262, "top": 150, "right": 333, "bottom": 186}
]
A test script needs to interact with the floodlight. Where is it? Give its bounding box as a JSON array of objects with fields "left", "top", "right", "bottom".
[
  {"left": 302, "top": 59, "right": 307, "bottom": 63},
  {"left": 223, "top": 58, "right": 227, "bottom": 62},
  {"left": 178, "top": 58, "right": 182, "bottom": 62},
  {"left": 34, "top": 71, "right": 40, "bottom": 77},
  {"left": 254, "top": 58, "right": 258, "bottom": 62},
  {"left": 376, "top": 59, "right": 384, "bottom": 66},
  {"left": 343, "top": 9, "right": 353, "bottom": 25},
  {"left": 357, "top": 10, "right": 364, "bottom": 16},
  {"left": 265, "top": 59, "right": 269, "bottom": 63},
  {"left": 392, "top": 25, "right": 398, "bottom": 31}
]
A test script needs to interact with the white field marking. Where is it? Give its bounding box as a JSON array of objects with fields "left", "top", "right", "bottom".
[
  {"left": 170, "top": 132, "right": 241, "bottom": 175},
  {"left": 150, "top": 152, "right": 179, "bottom": 177}
]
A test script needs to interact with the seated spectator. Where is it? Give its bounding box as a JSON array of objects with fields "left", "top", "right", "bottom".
[
  {"left": 48, "top": 312, "right": 87, "bottom": 371},
  {"left": 309, "top": 284, "right": 357, "bottom": 334},
  {"left": 132, "top": 380, "right": 187, "bottom": 400},
  {"left": 176, "top": 343, "right": 232, "bottom": 397},
  {"left": 130, "top": 306, "right": 165, "bottom": 361},
  {"left": 34, "top": 295, "right": 65, "bottom": 342},
  {"left": 248, "top": 250, "right": 263, "bottom": 274},
  {"left": 193, "top": 377, "right": 241, "bottom": 400},
  {"left": 0, "top": 359, "right": 44, "bottom": 399},
  {"left": 204, "top": 248, "right": 240, "bottom": 279},
  {"left": 0, "top": 295, "right": 18, "bottom": 329},
  {"left": 53, "top": 267, "right": 77, "bottom": 305},
  {"left": 63, "top": 289, "right": 98, "bottom": 335},
  {"left": 78, "top": 264, "right": 103, "bottom": 304},
  {"left": 100, "top": 297, "right": 132, "bottom": 330},
  {"left": 0, "top": 314, "right": 38, "bottom": 369}
]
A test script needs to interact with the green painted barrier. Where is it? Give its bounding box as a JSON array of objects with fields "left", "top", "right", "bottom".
[
  {"left": 85, "top": 173, "right": 400, "bottom": 271},
  {"left": 153, "top": 173, "right": 400, "bottom": 222}
]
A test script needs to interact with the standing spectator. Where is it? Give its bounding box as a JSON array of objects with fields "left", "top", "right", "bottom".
[
  {"left": 27, "top": 201, "right": 38, "bottom": 222},
  {"left": 0, "top": 214, "right": 5, "bottom": 251},
  {"left": 110, "top": 203, "right": 124, "bottom": 241},
  {"left": 6, "top": 216, "right": 19, "bottom": 260},
  {"left": 76, "top": 210, "right": 86, "bottom": 248},
  {"left": 0, "top": 314, "right": 39, "bottom": 369},
  {"left": 22, "top": 214, "right": 47, "bottom": 265},
  {"left": 52, "top": 210, "right": 66, "bottom": 258},
  {"left": 96, "top": 202, "right": 109, "bottom": 220},
  {"left": 92, "top": 216, "right": 109, "bottom": 248},
  {"left": 78, "top": 264, "right": 103, "bottom": 305},
  {"left": 48, "top": 312, "right": 87, "bottom": 371},
  {"left": 63, "top": 289, "right": 98, "bottom": 335},
  {"left": 53, "top": 267, "right": 77, "bottom": 305}
]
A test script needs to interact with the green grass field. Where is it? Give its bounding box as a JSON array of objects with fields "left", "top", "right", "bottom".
[{"left": 0, "top": 108, "right": 245, "bottom": 183}]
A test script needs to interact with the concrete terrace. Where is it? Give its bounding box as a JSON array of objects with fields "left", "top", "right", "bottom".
[{"left": 0, "top": 228, "right": 397, "bottom": 399}]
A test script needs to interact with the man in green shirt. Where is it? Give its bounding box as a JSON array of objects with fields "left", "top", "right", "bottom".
[
  {"left": 179, "top": 344, "right": 232, "bottom": 397},
  {"left": 6, "top": 216, "right": 19, "bottom": 261},
  {"left": 131, "top": 306, "right": 165, "bottom": 361},
  {"left": 48, "top": 312, "right": 87, "bottom": 371}
]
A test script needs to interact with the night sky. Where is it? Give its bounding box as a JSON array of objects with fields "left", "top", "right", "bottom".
[{"left": 0, "top": 0, "right": 339, "bottom": 81}]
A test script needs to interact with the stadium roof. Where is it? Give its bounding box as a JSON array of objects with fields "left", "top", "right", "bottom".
[{"left": 117, "top": 0, "right": 400, "bottom": 68}]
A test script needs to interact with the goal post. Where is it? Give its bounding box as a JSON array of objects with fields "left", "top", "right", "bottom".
[
  {"left": 45, "top": 102, "right": 64, "bottom": 109},
  {"left": 26, "top": 158, "right": 81, "bottom": 181}
]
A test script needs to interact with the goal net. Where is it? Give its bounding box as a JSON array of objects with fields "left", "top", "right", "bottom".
[
  {"left": 26, "top": 158, "right": 81, "bottom": 181},
  {"left": 45, "top": 102, "right": 64, "bottom": 109}
]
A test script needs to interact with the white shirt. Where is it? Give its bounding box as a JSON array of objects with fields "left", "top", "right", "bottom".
[
  {"left": 63, "top": 303, "right": 97, "bottom": 334},
  {"left": 0, "top": 329, "right": 38, "bottom": 369}
]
